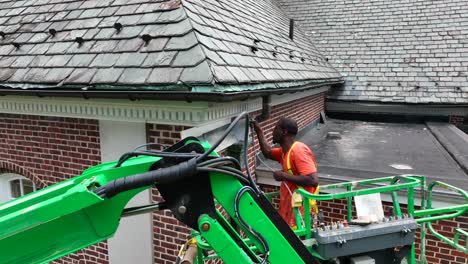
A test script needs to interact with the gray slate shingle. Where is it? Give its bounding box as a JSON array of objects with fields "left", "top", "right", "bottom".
[
  {"left": 0, "top": 0, "right": 340, "bottom": 89},
  {"left": 147, "top": 67, "right": 183, "bottom": 84},
  {"left": 179, "top": 61, "right": 213, "bottom": 83},
  {"left": 65, "top": 68, "right": 97, "bottom": 84},
  {"left": 142, "top": 51, "right": 177, "bottom": 67},
  {"left": 119, "top": 68, "right": 152, "bottom": 84},
  {"left": 92, "top": 68, "right": 124, "bottom": 83},
  {"left": 115, "top": 53, "right": 148, "bottom": 67},
  {"left": 277, "top": 0, "right": 468, "bottom": 103},
  {"left": 172, "top": 45, "right": 205, "bottom": 67},
  {"left": 67, "top": 54, "right": 97, "bottom": 67}
]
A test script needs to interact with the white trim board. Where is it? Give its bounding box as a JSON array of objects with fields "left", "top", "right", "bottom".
[
  {"left": 0, "top": 88, "right": 328, "bottom": 126},
  {"left": 0, "top": 96, "right": 262, "bottom": 126}
]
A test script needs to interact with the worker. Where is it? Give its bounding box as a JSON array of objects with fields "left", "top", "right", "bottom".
[{"left": 251, "top": 117, "right": 319, "bottom": 228}]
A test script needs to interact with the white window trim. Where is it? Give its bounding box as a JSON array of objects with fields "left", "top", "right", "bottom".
[{"left": 0, "top": 173, "right": 36, "bottom": 201}]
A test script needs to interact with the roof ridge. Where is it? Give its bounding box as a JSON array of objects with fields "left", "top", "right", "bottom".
[{"left": 178, "top": 0, "right": 215, "bottom": 86}]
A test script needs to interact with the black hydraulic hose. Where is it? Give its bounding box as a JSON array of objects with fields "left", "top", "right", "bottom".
[
  {"left": 132, "top": 143, "right": 169, "bottom": 151},
  {"left": 242, "top": 115, "right": 260, "bottom": 193},
  {"left": 134, "top": 150, "right": 203, "bottom": 159},
  {"left": 194, "top": 111, "right": 259, "bottom": 191},
  {"left": 217, "top": 166, "right": 247, "bottom": 178},
  {"left": 195, "top": 112, "right": 248, "bottom": 163},
  {"left": 114, "top": 151, "right": 202, "bottom": 168},
  {"left": 198, "top": 156, "right": 242, "bottom": 170},
  {"left": 95, "top": 158, "right": 197, "bottom": 198},
  {"left": 197, "top": 167, "right": 250, "bottom": 185},
  {"left": 96, "top": 162, "right": 250, "bottom": 198},
  {"left": 234, "top": 186, "right": 270, "bottom": 263}
]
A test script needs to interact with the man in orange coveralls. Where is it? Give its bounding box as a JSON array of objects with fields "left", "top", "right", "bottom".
[{"left": 251, "top": 117, "right": 319, "bottom": 227}]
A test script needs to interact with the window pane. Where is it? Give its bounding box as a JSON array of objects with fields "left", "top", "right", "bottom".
[
  {"left": 22, "top": 180, "right": 35, "bottom": 195},
  {"left": 10, "top": 180, "right": 21, "bottom": 198}
]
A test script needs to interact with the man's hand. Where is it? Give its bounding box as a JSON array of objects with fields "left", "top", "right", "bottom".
[
  {"left": 273, "top": 170, "right": 286, "bottom": 181},
  {"left": 250, "top": 120, "right": 274, "bottom": 160},
  {"left": 250, "top": 120, "right": 261, "bottom": 134}
]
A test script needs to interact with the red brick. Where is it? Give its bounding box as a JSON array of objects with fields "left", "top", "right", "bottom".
[{"left": 0, "top": 114, "right": 104, "bottom": 264}]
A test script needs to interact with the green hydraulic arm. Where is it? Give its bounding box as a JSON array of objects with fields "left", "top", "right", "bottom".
[
  {"left": 0, "top": 112, "right": 467, "bottom": 264},
  {"left": 0, "top": 155, "right": 161, "bottom": 264},
  {"left": 0, "top": 113, "right": 318, "bottom": 264}
]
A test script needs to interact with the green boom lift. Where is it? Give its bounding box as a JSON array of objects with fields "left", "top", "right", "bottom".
[{"left": 0, "top": 113, "right": 467, "bottom": 264}]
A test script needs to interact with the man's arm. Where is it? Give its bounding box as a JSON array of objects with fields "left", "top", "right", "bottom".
[
  {"left": 273, "top": 171, "right": 319, "bottom": 187},
  {"left": 251, "top": 121, "right": 274, "bottom": 160},
  {"left": 274, "top": 143, "right": 319, "bottom": 187}
]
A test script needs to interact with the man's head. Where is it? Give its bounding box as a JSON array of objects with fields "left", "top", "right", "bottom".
[{"left": 272, "top": 117, "right": 298, "bottom": 144}]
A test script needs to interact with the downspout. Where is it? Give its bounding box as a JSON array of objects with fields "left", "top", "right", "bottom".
[{"left": 255, "top": 95, "right": 272, "bottom": 122}]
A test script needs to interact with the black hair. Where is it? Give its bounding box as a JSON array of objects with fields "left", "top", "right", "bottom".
[{"left": 277, "top": 117, "right": 298, "bottom": 135}]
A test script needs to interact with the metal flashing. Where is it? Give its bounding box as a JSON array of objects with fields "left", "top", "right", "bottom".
[{"left": 327, "top": 101, "right": 468, "bottom": 116}]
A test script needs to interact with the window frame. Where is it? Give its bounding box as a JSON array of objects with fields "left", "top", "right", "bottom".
[{"left": 0, "top": 173, "right": 37, "bottom": 201}]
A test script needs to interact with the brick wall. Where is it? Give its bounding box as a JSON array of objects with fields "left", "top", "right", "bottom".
[
  {"left": 449, "top": 115, "right": 466, "bottom": 126},
  {"left": 260, "top": 183, "right": 468, "bottom": 264},
  {"left": 0, "top": 113, "right": 105, "bottom": 264},
  {"left": 0, "top": 114, "right": 101, "bottom": 185}
]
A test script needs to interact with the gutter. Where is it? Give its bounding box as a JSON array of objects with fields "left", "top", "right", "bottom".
[
  {"left": 327, "top": 100, "right": 468, "bottom": 117},
  {"left": 0, "top": 79, "right": 343, "bottom": 102},
  {"left": 327, "top": 98, "right": 468, "bottom": 106}
]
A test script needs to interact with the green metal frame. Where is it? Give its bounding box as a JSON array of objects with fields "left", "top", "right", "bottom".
[
  {"left": 414, "top": 179, "right": 468, "bottom": 263},
  {"left": 293, "top": 176, "right": 420, "bottom": 240},
  {"left": 184, "top": 173, "right": 468, "bottom": 264},
  {"left": 260, "top": 175, "right": 468, "bottom": 264}
]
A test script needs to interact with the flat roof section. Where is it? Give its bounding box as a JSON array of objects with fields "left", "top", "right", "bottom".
[
  {"left": 310, "top": 120, "right": 467, "bottom": 190},
  {"left": 256, "top": 119, "right": 468, "bottom": 194}
]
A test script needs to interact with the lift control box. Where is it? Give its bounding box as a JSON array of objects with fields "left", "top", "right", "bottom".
[{"left": 313, "top": 217, "right": 417, "bottom": 258}]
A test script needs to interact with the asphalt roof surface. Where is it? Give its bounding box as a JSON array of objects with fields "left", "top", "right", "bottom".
[
  {"left": 308, "top": 120, "right": 468, "bottom": 192},
  {"left": 0, "top": 0, "right": 341, "bottom": 90},
  {"left": 258, "top": 119, "right": 468, "bottom": 192}
]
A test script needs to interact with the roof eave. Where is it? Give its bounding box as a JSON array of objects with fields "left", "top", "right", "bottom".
[{"left": 0, "top": 79, "right": 344, "bottom": 102}]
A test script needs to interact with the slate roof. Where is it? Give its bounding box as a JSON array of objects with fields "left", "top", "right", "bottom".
[
  {"left": 0, "top": 0, "right": 341, "bottom": 93},
  {"left": 277, "top": 0, "right": 468, "bottom": 103}
]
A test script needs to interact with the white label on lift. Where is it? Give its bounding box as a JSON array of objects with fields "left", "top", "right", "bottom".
[{"left": 354, "top": 193, "right": 384, "bottom": 222}]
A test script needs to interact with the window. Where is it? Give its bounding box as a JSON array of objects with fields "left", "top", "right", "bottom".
[
  {"left": 0, "top": 173, "right": 36, "bottom": 203},
  {"left": 9, "top": 178, "right": 36, "bottom": 199}
]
